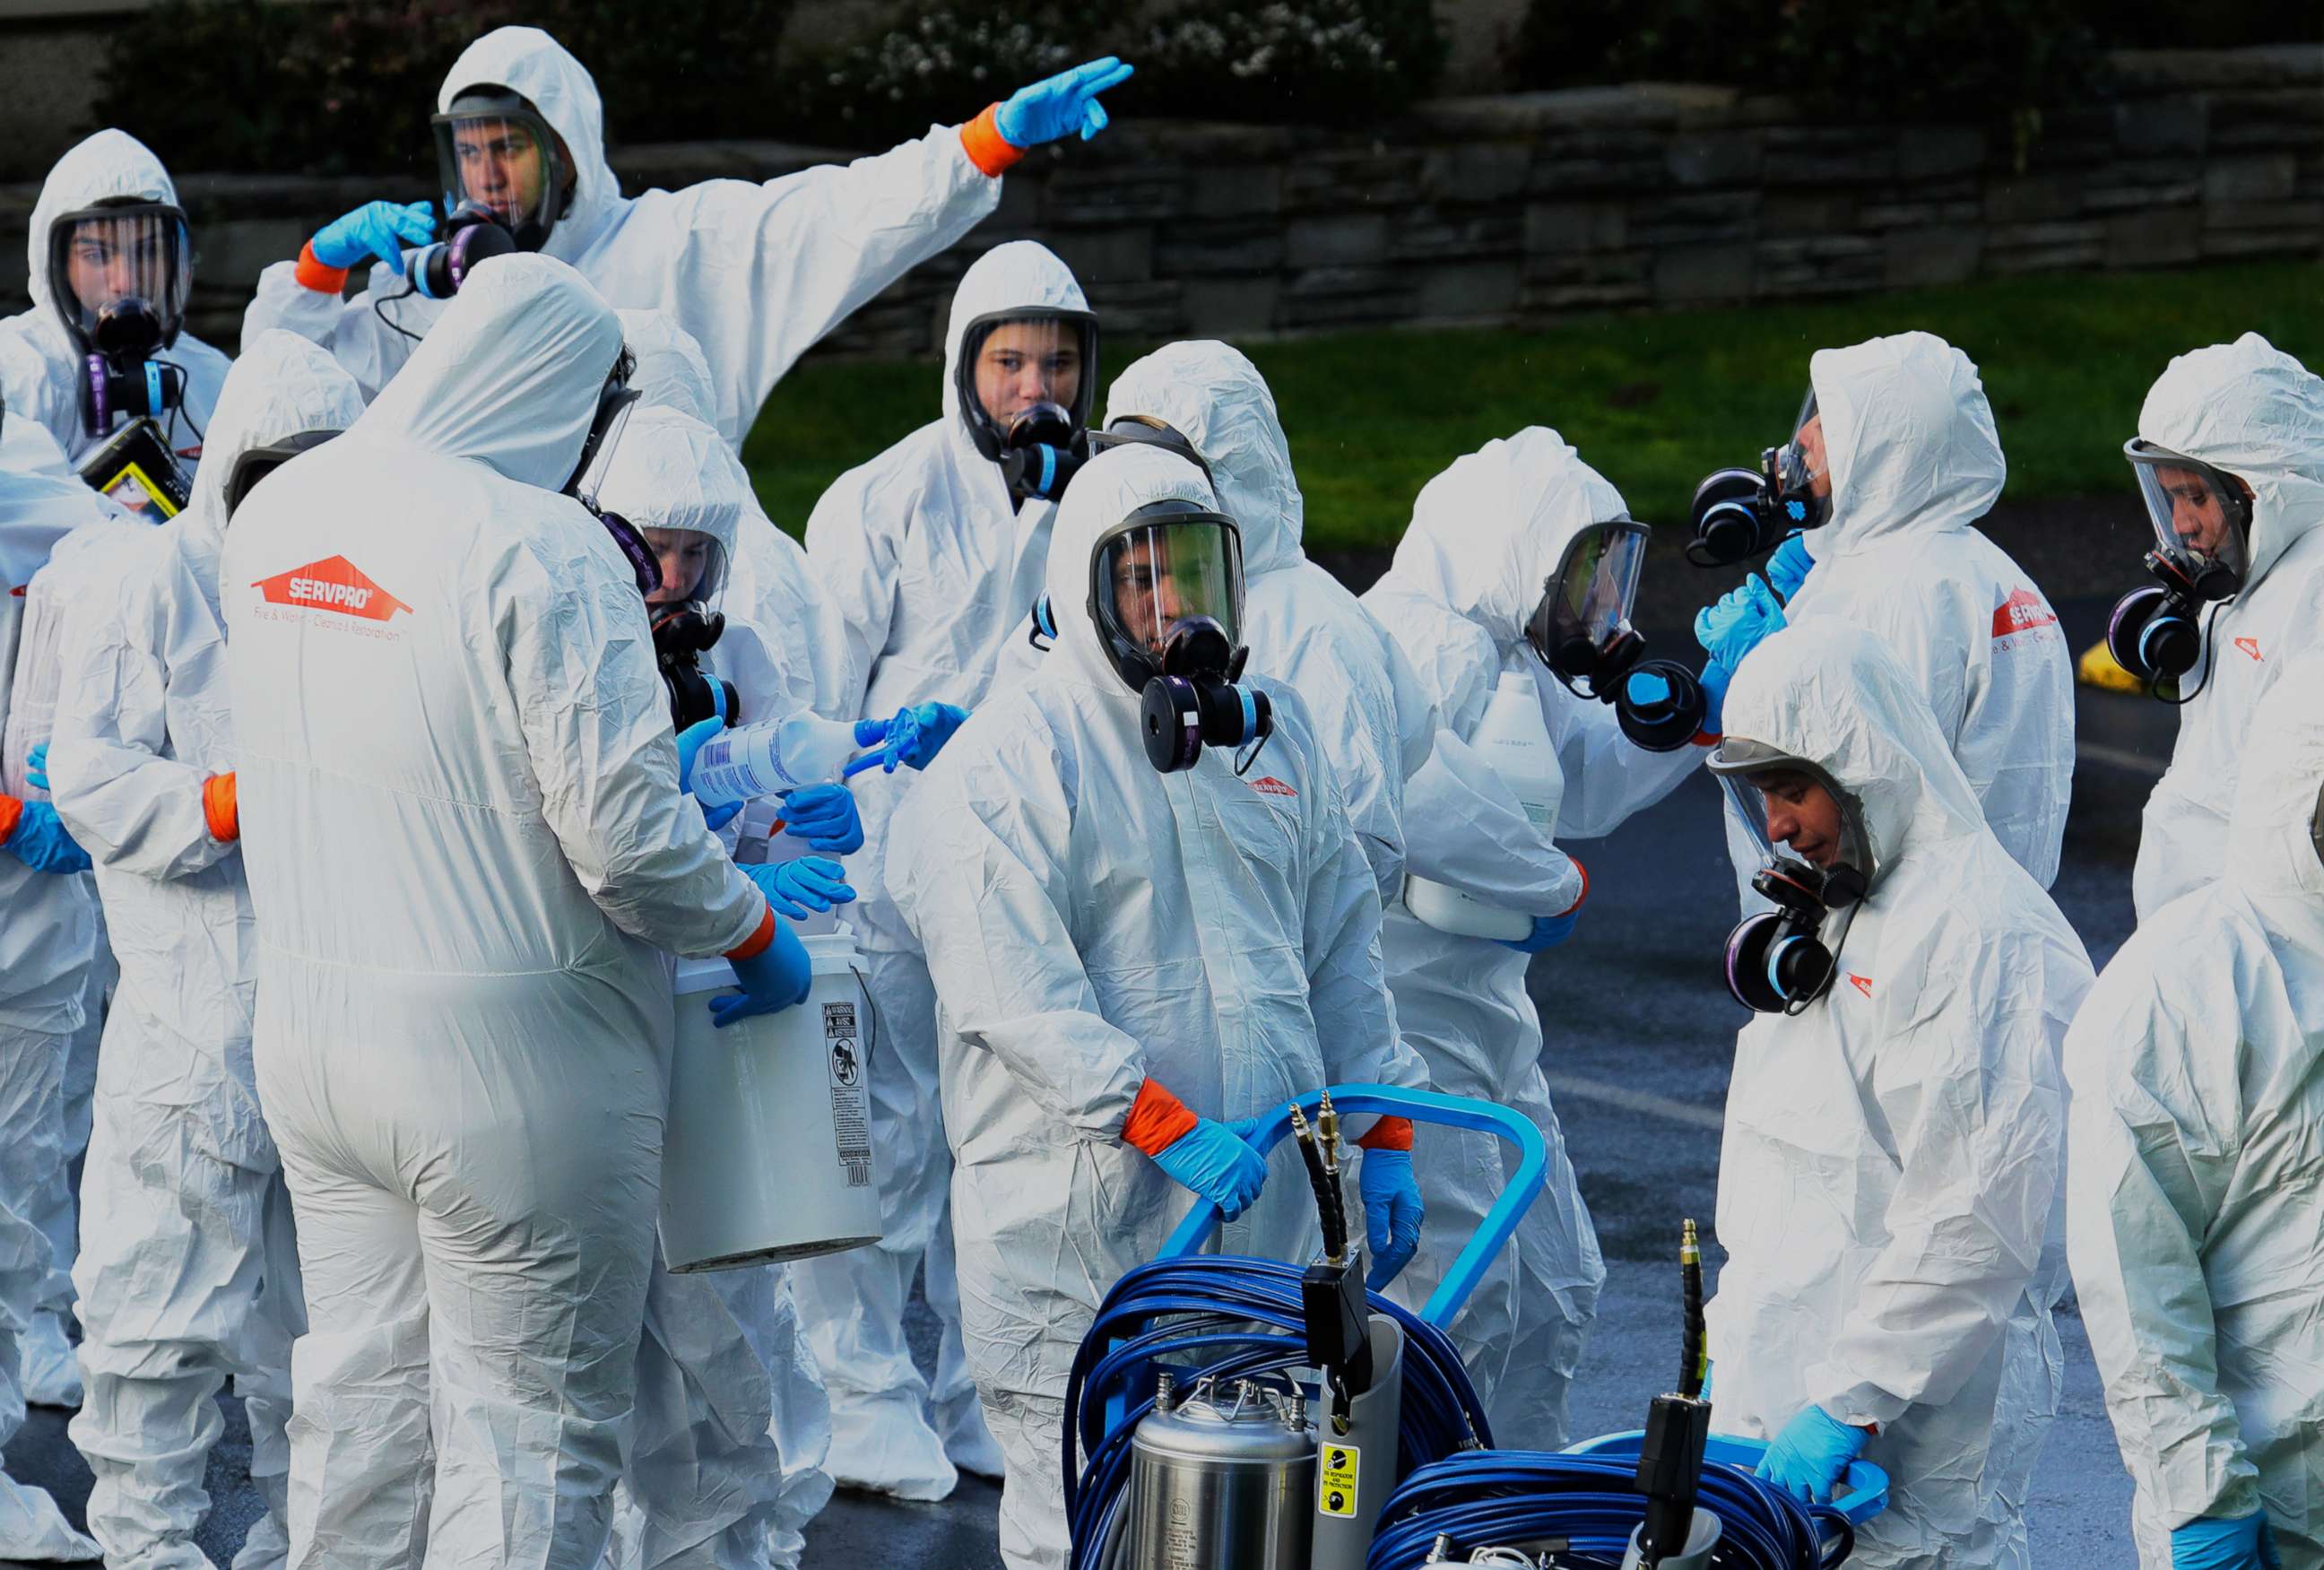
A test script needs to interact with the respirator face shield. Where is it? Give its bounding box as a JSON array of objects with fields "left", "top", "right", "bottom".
[
  {"left": 432, "top": 92, "right": 568, "bottom": 253},
  {"left": 1089, "top": 502, "right": 1247, "bottom": 694},
  {"left": 2127, "top": 438, "right": 2250, "bottom": 589},
  {"left": 1086, "top": 414, "right": 1214, "bottom": 488},
  {"left": 47, "top": 202, "right": 191, "bottom": 357},
  {"left": 1529, "top": 519, "right": 1648, "bottom": 697},
  {"left": 1713, "top": 755, "right": 1870, "bottom": 1015},
  {"left": 634, "top": 526, "right": 734, "bottom": 734},
  {"left": 955, "top": 308, "right": 1099, "bottom": 464}
]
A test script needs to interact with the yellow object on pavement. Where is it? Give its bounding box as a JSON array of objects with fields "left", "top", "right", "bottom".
[{"left": 2079, "top": 639, "right": 2145, "bottom": 694}]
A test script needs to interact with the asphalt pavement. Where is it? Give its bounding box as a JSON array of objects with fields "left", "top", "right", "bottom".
[{"left": 3, "top": 661, "right": 2176, "bottom": 1570}]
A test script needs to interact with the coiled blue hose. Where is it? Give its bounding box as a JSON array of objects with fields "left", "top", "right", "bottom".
[
  {"left": 1062, "top": 1255, "right": 1493, "bottom": 1570},
  {"left": 1366, "top": 1450, "right": 1857, "bottom": 1569}
]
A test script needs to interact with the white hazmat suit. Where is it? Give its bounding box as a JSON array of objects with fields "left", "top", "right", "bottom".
[
  {"left": 221, "top": 256, "right": 784, "bottom": 1569},
  {"left": 589, "top": 399, "right": 836, "bottom": 1570},
  {"left": 49, "top": 331, "right": 365, "bottom": 1570},
  {"left": 2068, "top": 646, "right": 2324, "bottom": 1570},
  {"left": 796, "top": 239, "right": 1088, "bottom": 1498},
  {"left": 2129, "top": 333, "right": 2324, "bottom": 922},
  {"left": 1359, "top": 429, "right": 1701, "bottom": 1449},
  {"left": 1100, "top": 340, "right": 1434, "bottom": 902},
  {"left": 1736, "top": 333, "right": 2073, "bottom": 896},
  {"left": 246, "top": 26, "right": 1003, "bottom": 441},
  {"left": 0, "top": 129, "right": 230, "bottom": 469},
  {"left": 1706, "top": 618, "right": 2092, "bottom": 1569},
  {"left": 889, "top": 443, "right": 1428, "bottom": 1569},
  {"left": 0, "top": 429, "right": 111, "bottom": 1563}
]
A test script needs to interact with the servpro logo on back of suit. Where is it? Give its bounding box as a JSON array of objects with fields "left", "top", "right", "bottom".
[
  {"left": 1990, "top": 587, "right": 2060, "bottom": 642},
  {"left": 251, "top": 556, "right": 411, "bottom": 623}
]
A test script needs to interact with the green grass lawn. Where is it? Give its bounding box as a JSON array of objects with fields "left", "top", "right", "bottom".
[{"left": 743, "top": 259, "right": 2324, "bottom": 555}]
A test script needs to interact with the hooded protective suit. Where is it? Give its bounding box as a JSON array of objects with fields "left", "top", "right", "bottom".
[
  {"left": 793, "top": 239, "right": 1088, "bottom": 1498},
  {"left": 48, "top": 331, "right": 365, "bottom": 1570},
  {"left": 221, "top": 256, "right": 782, "bottom": 1570},
  {"left": 0, "top": 130, "right": 230, "bottom": 470},
  {"left": 1358, "top": 429, "right": 1698, "bottom": 1448},
  {"left": 2129, "top": 333, "right": 2324, "bottom": 922},
  {"left": 616, "top": 308, "right": 843, "bottom": 719},
  {"left": 245, "top": 26, "right": 1001, "bottom": 441},
  {"left": 1742, "top": 333, "right": 2072, "bottom": 898},
  {"left": 1101, "top": 341, "right": 1434, "bottom": 901},
  {"left": 0, "top": 433, "right": 110, "bottom": 1563},
  {"left": 1706, "top": 619, "right": 2092, "bottom": 1569},
  {"left": 588, "top": 399, "right": 837, "bottom": 1570},
  {"left": 886, "top": 440, "right": 1427, "bottom": 1569},
  {"left": 2068, "top": 647, "right": 2324, "bottom": 1570}
]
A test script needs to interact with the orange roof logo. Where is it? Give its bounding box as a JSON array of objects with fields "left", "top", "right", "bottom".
[
  {"left": 2235, "top": 637, "right": 2263, "bottom": 662},
  {"left": 1249, "top": 776, "right": 1298, "bottom": 797},
  {"left": 1848, "top": 974, "right": 1873, "bottom": 998},
  {"left": 1990, "top": 588, "right": 2059, "bottom": 639},
  {"left": 252, "top": 556, "right": 411, "bottom": 622}
]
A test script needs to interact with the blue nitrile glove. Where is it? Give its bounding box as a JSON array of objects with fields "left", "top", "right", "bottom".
[
  {"left": 1765, "top": 532, "right": 1816, "bottom": 601},
  {"left": 889, "top": 701, "right": 971, "bottom": 770},
  {"left": 1756, "top": 1406, "right": 1870, "bottom": 1505},
  {"left": 1696, "top": 659, "right": 1732, "bottom": 735},
  {"left": 26, "top": 742, "right": 50, "bottom": 793},
  {"left": 713, "top": 920, "right": 813, "bottom": 1028},
  {"left": 1148, "top": 1118, "right": 1269, "bottom": 1219},
  {"left": 996, "top": 57, "right": 1136, "bottom": 147},
  {"left": 674, "top": 716, "right": 741, "bottom": 830},
  {"left": 2, "top": 801, "right": 91, "bottom": 875},
  {"left": 1500, "top": 907, "right": 1581, "bottom": 954},
  {"left": 1694, "top": 576, "right": 1789, "bottom": 672},
  {"left": 1359, "top": 1146, "right": 1424, "bottom": 1289},
  {"left": 2172, "top": 1514, "right": 2282, "bottom": 1570},
  {"left": 741, "top": 856, "right": 855, "bottom": 922},
  {"left": 779, "top": 783, "right": 864, "bottom": 854},
  {"left": 310, "top": 201, "right": 438, "bottom": 275}
]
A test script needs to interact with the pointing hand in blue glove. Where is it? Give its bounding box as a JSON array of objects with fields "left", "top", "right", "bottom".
[
  {"left": 1694, "top": 576, "right": 1789, "bottom": 672},
  {"left": 889, "top": 702, "right": 970, "bottom": 770},
  {"left": 1765, "top": 532, "right": 1816, "bottom": 602},
  {"left": 780, "top": 783, "right": 864, "bottom": 854},
  {"left": 26, "top": 742, "right": 51, "bottom": 793},
  {"left": 997, "top": 57, "right": 1137, "bottom": 148},
  {"left": 2172, "top": 1513, "right": 2282, "bottom": 1570},
  {"left": 714, "top": 920, "right": 813, "bottom": 1028},
  {"left": 2, "top": 799, "right": 91, "bottom": 875},
  {"left": 741, "top": 856, "right": 855, "bottom": 922},
  {"left": 310, "top": 201, "right": 438, "bottom": 276},
  {"left": 1124, "top": 1080, "right": 1267, "bottom": 1219},
  {"left": 1357, "top": 1119, "right": 1424, "bottom": 1289},
  {"left": 1756, "top": 1405, "right": 1869, "bottom": 1505}
]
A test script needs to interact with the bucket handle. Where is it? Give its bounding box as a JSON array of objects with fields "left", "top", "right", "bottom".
[{"left": 1154, "top": 1084, "right": 1547, "bottom": 1329}]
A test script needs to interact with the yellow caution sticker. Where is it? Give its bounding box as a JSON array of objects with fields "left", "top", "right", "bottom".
[
  {"left": 2078, "top": 638, "right": 2145, "bottom": 695},
  {"left": 1317, "top": 1442, "right": 1360, "bottom": 1518}
]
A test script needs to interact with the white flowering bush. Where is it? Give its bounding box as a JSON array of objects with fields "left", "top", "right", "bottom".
[
  {"left": 1140, "top": 0, "right": 1445, "bottom": 124},
  {"left": 792, "top": 0, "right": 1087, "bottom": 145}
]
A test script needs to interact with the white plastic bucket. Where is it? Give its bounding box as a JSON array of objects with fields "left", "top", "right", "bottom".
[{"left": 660, "top": 931, "right": 884, "bottom": 1272}]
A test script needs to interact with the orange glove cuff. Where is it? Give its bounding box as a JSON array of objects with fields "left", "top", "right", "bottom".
[
  {"left": 0, "top": 795, "right": 21, "bottom": 847},
  {"left": 1122, "top": 1079, "right": 1199, "bottom": 1157},
  {"left": 1556, "top": 859, "right": 1590, "bottom": 918},
  {"left": 1356, "top": 1115, "right": 1414, "bottom": 1152},
  {"left": 724, "top": 906, "right": 777, "bottom": 962},
  {"left": 294, "top": 241, "right": 351, "bottom": 295},
  {"left": 203, "top": 772, "right": 239, "bottom": 842},
  {"left": 961, "top": 104, "right": 1025, "bottom": 178}
]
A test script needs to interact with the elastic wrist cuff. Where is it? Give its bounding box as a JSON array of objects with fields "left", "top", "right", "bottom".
[
  {"left": 1555, "top": 859, "right": 1590, "bottom": 917},
  {"left": 1123, "top": 1079, "right": 1199, "bottom": 1156},
  {"left": 203, "top": 772, "right": 239, "bottom": 843},
  {"left": 961, "top": 104, "right": 1025, "bottom": 178},
  {"left": 725, "top": 906, "right": 777, "bottom": 962},
  {"left": 1356, "top": 1115, "right": 1414, "bottom": 1152},
  {"left": 294, "top": 241, "right": 351, "bottom": 295},
  {"left": 0, "top": 796, "right": 21, "bottom": 847}
]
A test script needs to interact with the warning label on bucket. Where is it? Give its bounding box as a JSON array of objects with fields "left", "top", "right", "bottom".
[
  {"left": 1318, "top": 1443, "right": 1359, "bottom": 1517},
  {"left": 823, "top": 1001, "right": 872, "bottom": 1187}
]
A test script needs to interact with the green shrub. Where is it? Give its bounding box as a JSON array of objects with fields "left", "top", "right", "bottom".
[
  {"left": 95, "top": 0, "right": 796, "bottom": 178},
  {"left": 1138, "top": 0, "right": 1448, "bottom": 125}
]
